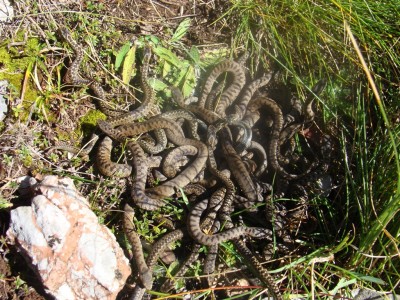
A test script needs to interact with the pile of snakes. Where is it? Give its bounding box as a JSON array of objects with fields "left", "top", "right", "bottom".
[{"left": 58, "top": 27, "right": 332, "bottom": 300}]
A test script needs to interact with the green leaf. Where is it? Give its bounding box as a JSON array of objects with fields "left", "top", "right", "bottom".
[
  {"left": 351, "top": 272, "right": 387, "bottom": 285},
  {"left": 0, "top": 196, "right": 12, "bottom": 209},
  {"left": 188, "top": 46, "right": 200, "bottom": 64},
  {"left": 161, "top": 60, "right": 172, "bottom": 78},
  {"left": 115, "top": 42, "right": 131, "bottom": 71},
  {"left": 170, "top": 18, "right": 191, "bottom": 43},
  {"left": 359, "top": 275, "right": 387, "bottom": 285},
  {"left": 178, "top": 187, "right": 189, "bottom": 206},
  {"left": 122, "top": 45, "right": 137, "bottom": 85},
  {"left": 181, "top": 65, "right": 196, "bottom": 97},
  {"left": 153, "top": 46, "right": 181, "bottom": 68},
  {"left": 144, "top": 35, "right": 160, "bottom": 45},
  {"left": 330, "top": 278, "right": 357, "bottom": 295},
  {"left": 330, "top": 231, "right": 354, "bottom": 253},
  {"left": 148, "top": 78, "right": 168, "bottom": 93}
]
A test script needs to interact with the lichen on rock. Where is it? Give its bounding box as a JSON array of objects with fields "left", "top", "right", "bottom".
[{"left": 7, "top": 175, "right": 131, "bottom": 300}]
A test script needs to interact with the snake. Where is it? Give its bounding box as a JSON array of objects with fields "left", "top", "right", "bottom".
[
  {"left": 172, "top": 87, "right": 257, "bottom": 202},
  {"left": 229, "top": 73, "right": 273, "bottom": 121},
  {"left": 278, "top": 80, "right": 326, "bottom": 155},
  {"left": 232, "top": 238, "right": 283, "bottom": 300},
  {"left": 103, "top": 125, "right": 163, "bottom": 210},
  {"left": 200, "top": 189, "right": 225, "bottom": 287},
  {"left": 158, "top": 109, "right": 206, "bottom": 140},
  {"left": 96, "top": 136, "right": 132, "bottom": 177},
  {"left": 58, "top": 30, "right": 333, "bottom": 298},
  {"left": 131, "top": 228, "right": 186, "bottom": 298},
  {"left": 98, "top": 117, "right": 208, "bottom": 207},
  {"left": 123, "top": 203, "right": 153, "bottom": 289},
  {"left": 59, "top": 28, "right": 164, "bottom": 290},
  {"left": 162, "top": 145, "right": 198, "bottom": 178},
  {"left": 203, "top": 140, "right": 277, "bottom": 294},
  {"left": 171, "top": 87, "right": 268, "bottom": 246},
  {"left": 214, "top": 129, "right": 281, "bottom": 299},
  {"left": 58, "top": 26, "right": 163, "bottom": 160},
  {"left": 204, "top": 53, "right": 248, "bottom": 112},
  {"left": 160, "top": 243, "right": 202, "bottom": 292},
  {"left": 103, "top": 46, "right": 157, "bottom": 127},
  {"left": 161, "top": 187, "right": 225, "bottom": 292},
  {"left": 137, "top": 128, "right": 168, "bottom": 155},
  {"left": 246, "top": 140, "right": 268, "bottom": 176},
  {"left": 59, "top": 26, "right": 125, "bottom": 117},
  {"left": 243, "top": 96, "right": 307, "bottom": 179},
  {"left": 187, "top": 198, "right": 272, "bottom": 246},
  {"left": 206, "top": 128, "right": 237, "bottom": 228},
  {"left": 136, "top": 109, "right": 204, "bottom": 155},
  {"left": 221, "top": 129, "right": 258, "bottom": 202},
  {"left": 198, "top": 59, "right": 246, "bottom": 111}
]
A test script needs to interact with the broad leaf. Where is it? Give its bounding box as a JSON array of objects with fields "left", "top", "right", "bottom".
[
  {"left": 122, "top": 45, "right": 137, "bottom": 85},
  {"left": 115, "top": 42, "right": 131, "bottom": 71},
  {"left": 170, "top": 18, "right": 191, "bottom": 43}
]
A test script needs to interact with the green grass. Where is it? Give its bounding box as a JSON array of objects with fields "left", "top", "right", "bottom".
[{"left": 217, "top": 0, "right": 400, "bottom": 296}]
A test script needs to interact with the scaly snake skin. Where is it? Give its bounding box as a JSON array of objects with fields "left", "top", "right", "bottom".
[{"left": 58, "top": 27, "right": 331, "bottom": 299}]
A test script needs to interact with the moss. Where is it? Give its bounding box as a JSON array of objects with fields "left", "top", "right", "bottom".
[
  {"left": 0, "top": 34, "right": 40, "bottom": 72},
  {"left": 16, "top": 146, "right": 33, "bottom": 168},
  {"left": 76, "top": 110, "right": 106, "bottom": 137},
  {"left": 0, "top": 33, "right": 43, "bottom": 121},
  {"left": 52, "top": 111, "right": 106, "bottom": 146},
  {"left": 55, "top": 128, "right": 74, "bottom": 142}
]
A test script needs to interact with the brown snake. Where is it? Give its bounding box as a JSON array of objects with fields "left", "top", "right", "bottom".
[
  {"left": 96, "top": 136, "right": 132, "bottom": 177},
  {"left": 104, "top": 46, "right": 157, "bottom": 127},
  {"left": 60, "top": 26, "right": 125, "bottom": 117},
  {"left": 123, "top": 203, "right": 153, "bottom": 289},
  {"left": 199, "top": 59, "right": 246, "bottom": 111},
  {"left": 58, "top": 30, "right": 330, "bottom": 299},
  {"left": 244, "top": 96, "right": 313, "bottom": 179},
  {"left": 162, "top": 145, "right": 198, "bottom": 178},
  {"left": 98, "top": 117, "right": 208, "bottom": 209},
  {"left": 187, "top": 198, "right": 272, "bottom": 246},
  {"left": 59, "top": 27, "right": 168, "bottom": 290}
]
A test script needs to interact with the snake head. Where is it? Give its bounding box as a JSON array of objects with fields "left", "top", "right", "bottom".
[
  {"left": 206, "top": 125, "right": 218, "bottom": 148},
  {"left": 169, "top": 86, "right": 185, "bottom": 107},
  {"left": 139, "top": 269, "right": 153, "bottom": 290},
  {"left": 58, "top": 26, "right": 71, "bottom": 39},
  {"left": 142, "top": 45, "right": 152, "bottom": 61},
  {"left": 170, "top": 86, "right": 181, "bottom": 97},
  {"left": 145, "top": 188, "right": 165, "bottom": 199}
]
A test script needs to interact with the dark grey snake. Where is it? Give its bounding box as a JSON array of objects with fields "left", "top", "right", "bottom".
[{"left": 57, "top": 30, "right": 331, "bottom": 299}]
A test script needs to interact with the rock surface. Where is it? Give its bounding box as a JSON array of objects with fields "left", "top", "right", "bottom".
[
  {"left": 0, "top": 0, "right": 14, "bottom": 22},
  {"left": 352, "top": 288, "right": 400, "bottom": 300},
  {"left": 0, "top": 80, "right": 9, "bottom": 121},
  {"left": 7, "top": 175, "right": 131, "bottom": 300}
]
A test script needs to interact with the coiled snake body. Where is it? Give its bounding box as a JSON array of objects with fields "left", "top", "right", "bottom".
[{"left": 58, "top": 27, "right": 330, "bottom": 300}]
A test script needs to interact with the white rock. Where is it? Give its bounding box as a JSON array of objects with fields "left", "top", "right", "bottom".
[
  {"left": 352, "top": 288, "right": 400, "bottom": 300},
  {"left": 0, "top": 0, "right": 14, "bottom": 22},
  {"left": 7, "top": 175, "right": 131, "bottom": 300},
  {"left": 0, "top": 80, "right": 9, "bottom": 121},
  {"left": 16, "top": 175, "right": 37, "bottom": 197}
]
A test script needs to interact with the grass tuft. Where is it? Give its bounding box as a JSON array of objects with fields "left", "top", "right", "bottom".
[{"left": 217, "top": 0, "right": 400, "bottom": 296}]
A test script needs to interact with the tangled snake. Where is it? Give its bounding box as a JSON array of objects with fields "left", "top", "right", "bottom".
[
  {"left": 59, "top": 27, "right": 168, "bottom": 289},
  {"left": 58, "top": 26, "right": 333, "bottom": 300}
]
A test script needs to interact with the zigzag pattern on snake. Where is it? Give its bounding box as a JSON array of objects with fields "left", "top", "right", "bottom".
[{"left": 58, "top": 26, "right": 332, "bottom": 300}]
